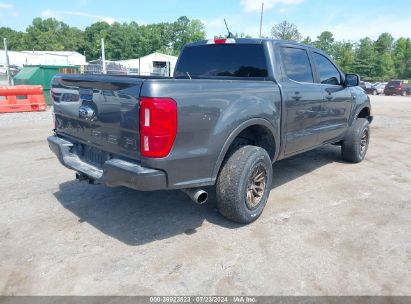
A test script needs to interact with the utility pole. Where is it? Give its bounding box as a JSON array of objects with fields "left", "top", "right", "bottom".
[
  {"left": 101, "top": 38, "right": 107, "bottom": 74},
  {"left": 3, "top": 38, "right": 13, "bottom": 86},
  {"left": 259, "top": 2, "right": 264, "bottom": 38}
]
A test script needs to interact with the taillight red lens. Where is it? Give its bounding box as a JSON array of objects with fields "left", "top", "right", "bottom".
[{"left": 139, "top": 97, "right": 177, "bottom": 158}]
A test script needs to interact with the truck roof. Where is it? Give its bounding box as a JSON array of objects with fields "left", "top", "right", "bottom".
[{"left": 185, "top": 38, "right": 324, "bottom": 54}]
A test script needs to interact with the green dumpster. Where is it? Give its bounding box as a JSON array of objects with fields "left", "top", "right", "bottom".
[{"left": 14, "top": 65, "right": 79, "bottom": 105}]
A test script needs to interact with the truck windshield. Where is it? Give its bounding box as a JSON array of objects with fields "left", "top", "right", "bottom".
[{"left": 175, "top": 44, "right": 268, "bottom": 78}]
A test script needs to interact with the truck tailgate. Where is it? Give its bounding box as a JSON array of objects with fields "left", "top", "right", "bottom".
[{"left": 52, "top": 74, "right": 144, "bottom": 161}]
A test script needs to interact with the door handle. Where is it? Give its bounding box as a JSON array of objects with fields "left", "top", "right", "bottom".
[
  {"left": 291, "top": 91, "right": 301, "bottom": 101},
  {"left": 324, "top": 92, "right": 333, "bottom": 101}
]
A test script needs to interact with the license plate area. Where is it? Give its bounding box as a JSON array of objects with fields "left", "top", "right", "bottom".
[{"left": 76, "top": 144, "right": 110, "bottom": 168}]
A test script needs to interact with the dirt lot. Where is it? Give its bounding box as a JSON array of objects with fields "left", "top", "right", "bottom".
[{"left": 0, "top": 95, "right": 410, "bottom": 296}]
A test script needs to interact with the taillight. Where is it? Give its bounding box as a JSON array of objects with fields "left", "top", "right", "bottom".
[{"left": 139, "top": 97, "right": 177, "bottom": 158}]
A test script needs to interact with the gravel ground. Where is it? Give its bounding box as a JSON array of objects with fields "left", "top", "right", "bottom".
[
  {"left": 0, "top": 95, "right": 410, "bottom": 296},
  {"left": 0, "top": 107, "right": 53, "bottom": 126}
]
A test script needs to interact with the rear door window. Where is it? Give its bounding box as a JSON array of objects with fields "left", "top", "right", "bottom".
[
  {"left": 175, "top": 44, "right": 268, "bottom": 78},
  {"left": 387, "top": 81, "right": 401, "bottom": 87},
  {"left": 313, "top": 52, "right": 342, "bottom": 85},
  {"left": 280, "top": 47, "right": 314, "bottom": 83}
]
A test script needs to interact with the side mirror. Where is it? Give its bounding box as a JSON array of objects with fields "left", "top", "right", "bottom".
[{"left": 344, "top": 73, "right": 360, "bottom": 87}]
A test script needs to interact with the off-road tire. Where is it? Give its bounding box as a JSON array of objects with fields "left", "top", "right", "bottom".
[
  {"left": 216, "top": 145, "right": 272, "bottom": 224},
  {"left": 341, "top": 118, "right": 370, "bottom": 163}
]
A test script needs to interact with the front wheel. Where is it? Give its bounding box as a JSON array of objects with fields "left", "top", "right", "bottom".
[
  {"left": 216, "top": 145, "right": 272, "bottom": 224},
  {"left": 341, "top": 118, "right": 370, "bottom": 163}
]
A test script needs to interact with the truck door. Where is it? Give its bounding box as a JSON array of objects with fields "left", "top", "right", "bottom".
[
  {"left": 280, "top": 46, "right": 325, "bottom": 155},
  {"left": 311, "top": 51, "right": 353, "bottom": 143}
]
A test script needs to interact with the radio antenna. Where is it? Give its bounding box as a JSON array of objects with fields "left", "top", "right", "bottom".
[
  {"left": 224, "top": 19, "right": 234, "bottom": 38},
  {"left": 259, "top": 2, "right": 264, "bottom": 38}
]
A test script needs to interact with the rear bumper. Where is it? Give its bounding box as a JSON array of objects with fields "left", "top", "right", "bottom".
[{"left": 47, "top": 135, "right": 167, "bottom": 191}]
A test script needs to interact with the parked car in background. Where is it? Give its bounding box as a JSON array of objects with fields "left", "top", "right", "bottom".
[
  {"left": 375, "top": 82, "right": 387, "bottom": 95},
  {"left": 0, "top": 64, "right": 21, "bottom": 77},
  {"left": 384, "top": 80, "right": 411, "bottom": 96},
  {"left": 0, "top": 64, "right": 6, "bottom": 76},
  {"left": 359, "top": 81, "right": 378, "bottom": 95},
  {"left": 9, "top": 65, "right": 21, "bottom": 77}
]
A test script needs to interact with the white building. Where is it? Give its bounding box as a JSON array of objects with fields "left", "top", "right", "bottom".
[
  {"left": 0, "top": 50, "right": 86, "bottom": 67},
  {"left": 117, "top": 52, "right": 178, "bottom": 76}
]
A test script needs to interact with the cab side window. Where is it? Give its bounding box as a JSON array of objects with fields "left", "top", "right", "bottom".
[
  {"left": 281, "top": 47, "right": 314, "bottom": 83},
  {"left": 313, "top": 52, "right": 341, "bottom": 85}
]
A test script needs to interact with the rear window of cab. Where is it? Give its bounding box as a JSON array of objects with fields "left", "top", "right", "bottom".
[{"left": 175, "top": 44, "right": 268, "bottom": 78}]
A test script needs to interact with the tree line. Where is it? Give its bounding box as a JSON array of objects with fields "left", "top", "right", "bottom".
[
  {"left": 1, "top": 18, "right": 411, "bottom": 81},
  {"left": 0, "top": 16, "right": 206, "bottom": 61}
]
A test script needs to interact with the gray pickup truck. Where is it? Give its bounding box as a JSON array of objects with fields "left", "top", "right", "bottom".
[{"left": 48, "top": 38, "right": 372, "bottom": 224}]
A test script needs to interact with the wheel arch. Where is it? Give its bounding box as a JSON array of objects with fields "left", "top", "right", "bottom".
[
  {"left": 355, "top": 106, "right": 372, "bottom": 123},
  {"left": 212, "top": 118, "right": 279, "bottom": 181}
]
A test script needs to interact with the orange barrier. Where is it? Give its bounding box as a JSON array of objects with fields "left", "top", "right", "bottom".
[{"left": 0, "top": 85, "right": 47, "bottom": 113}]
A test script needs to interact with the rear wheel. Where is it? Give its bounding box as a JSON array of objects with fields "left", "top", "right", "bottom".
[
  {"left": 341, "top": 118, "right": 370, "bottom": 163},
  {"left": 216, "top": 145, "right": 272, "bottom": 224}
]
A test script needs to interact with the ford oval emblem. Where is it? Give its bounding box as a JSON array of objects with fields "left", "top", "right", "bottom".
[{"left": 79, "top": 105, "right": 96, "bottom": 120}]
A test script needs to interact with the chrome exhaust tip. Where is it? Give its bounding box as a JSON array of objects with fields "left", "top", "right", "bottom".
[{"left": 182, "top": 188, "right": 208, "bottom": 205}]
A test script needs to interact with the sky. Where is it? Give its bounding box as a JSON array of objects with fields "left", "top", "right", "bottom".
[{"left": 1, "top": 0, "right": 411, "bottom": 41}]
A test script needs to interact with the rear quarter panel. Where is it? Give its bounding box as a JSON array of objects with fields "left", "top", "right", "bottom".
[{"left": 141, "top": 79, "right": 281, "bottom": 188}]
